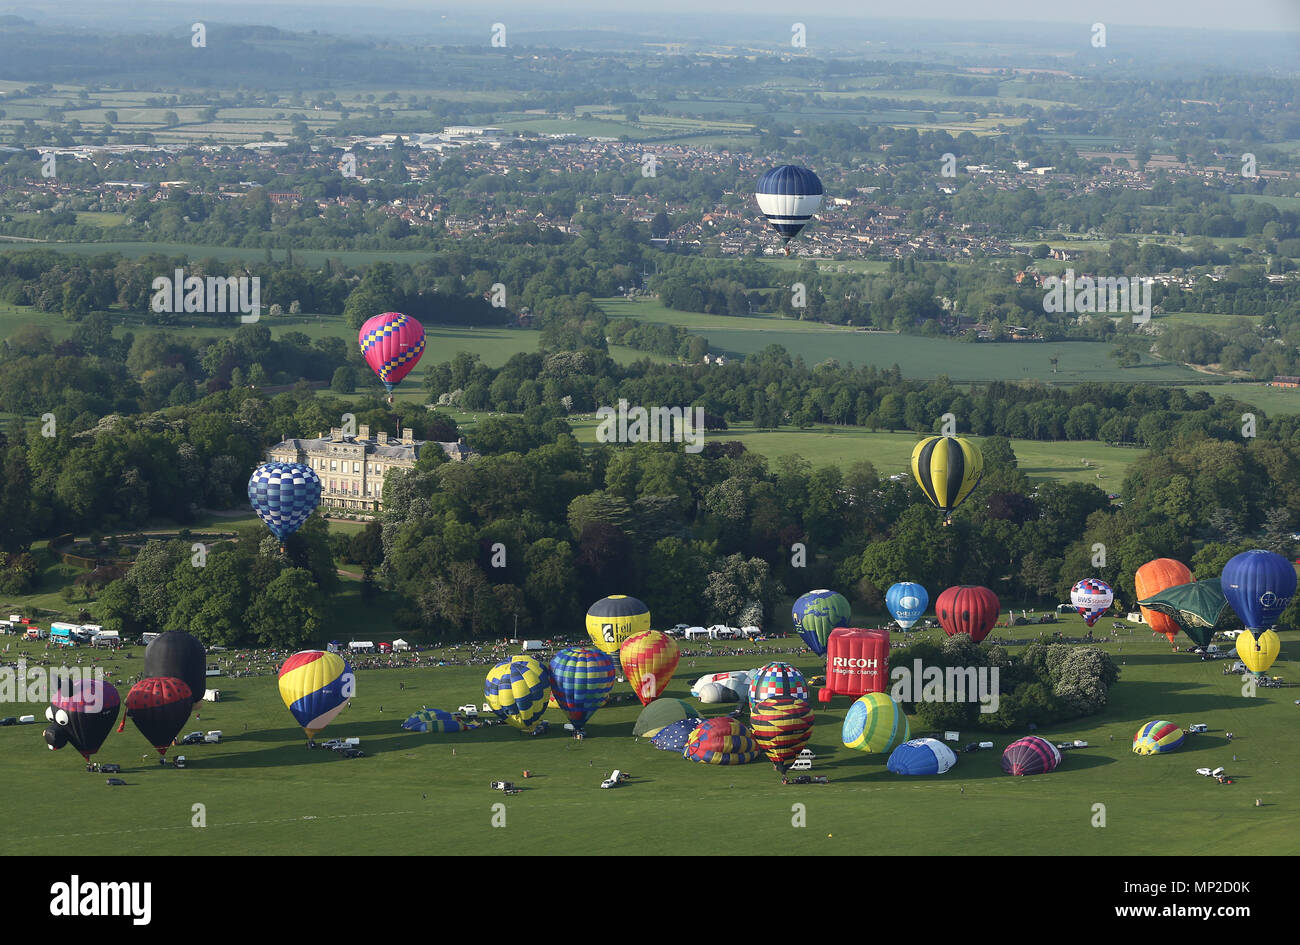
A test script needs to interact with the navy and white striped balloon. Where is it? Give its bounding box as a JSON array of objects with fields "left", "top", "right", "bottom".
[
  {"left": 248, "top": 462, "right": 322, "bottom": 540},
  {"left": 755, "top": 165, "right": 824, "bottom": 243}
]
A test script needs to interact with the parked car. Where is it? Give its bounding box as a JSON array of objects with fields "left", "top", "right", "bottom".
[
  {"left": 204, "top": 731, "right": 223, "bottom": 744},
  {"left": 457, "top": 704, "right": 479, "bottom": 717},
  {"left": 0, "top": 717, "right": 16, "bottom": 727},
  {"left": 341, "top": 748, "right": 365, "bottom": 759},
  {"left": 101, "top": 764, "right": 121, "bottom": 774},
  {"left": 106, "top": 778, "right": 126, "bottom": 786},
  {"left": 180, "top": 732, "right": 204, "bottom": 745}
]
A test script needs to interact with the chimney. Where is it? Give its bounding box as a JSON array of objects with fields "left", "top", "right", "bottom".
[
  {"left": 358, "top": 424, "right": 370, "bottom": 440},
  {"left": 402, "top": 427, "right": 414, "bottom": 445},
  {"left": 377, "top": 431, "right": 387, "bottom": 445}
]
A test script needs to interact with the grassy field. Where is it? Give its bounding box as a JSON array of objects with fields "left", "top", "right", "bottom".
[
  {"left": 1180, "top": 384, "right": 1300, "bottom": 417},
  {"left": 0, "top": 618, "right": 1293, "bottom": 855}
]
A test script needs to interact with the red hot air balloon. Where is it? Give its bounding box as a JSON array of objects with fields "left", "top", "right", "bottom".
[
  {"left": 818, "top": 628, "right": 890, "bottom": 703},
  {"left": 120, "top": 677, "right": 194, "bottom": 756},
  {"left": 358, "top": 312, "right": 425, "bottom": 402},
  {"left": 935, "top": 585, "right": 1000, "bottom": 644}
]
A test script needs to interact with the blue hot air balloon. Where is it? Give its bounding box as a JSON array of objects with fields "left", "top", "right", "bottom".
[
  {"left": 248, "top": 462, "right": 322, "bottom": 541},
  {"left": 755, "top": 165, "right": 823, "bottom": 249},
  {"left": 549, "top": 646, "right": 616, "bottom": 734},
  {"left": 886, "top": 582, "right": 929, "bottom": 631},
  {"left": 792, "top": 589, "right": 851, "bottom": 656},
  {"left": 1221, "top": 550, "right": 1297, "bottom": 632}
]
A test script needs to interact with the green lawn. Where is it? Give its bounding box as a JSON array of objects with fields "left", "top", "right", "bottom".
[{"left": 0, "top": 618, "right": 1292, "bottom": 855}]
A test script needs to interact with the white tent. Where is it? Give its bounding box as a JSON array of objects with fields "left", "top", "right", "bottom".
[
  {"left": 350, "top": 641, "right": 376, "bottom": 652},
  {"left": 392, "top": 639, "right": 410, "bottom": 651}
]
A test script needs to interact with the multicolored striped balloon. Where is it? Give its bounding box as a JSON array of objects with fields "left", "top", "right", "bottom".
[
  {"left": 549, "top": 646, "right": 616, "bottom": 730},
  {"left": 620, "top": 630, "right": 679, "bottom": 705},
  {"left": 1001, "top": 735, "right": 1062, "bottom": 775},
  {"left": 248, "top": 462, "right": 322, "bottom": 541},
  {"left": 751, "top": 697, "right": 815, "bottom": 774},
  {"left": 684, "top": 716, "right": 760, "bottom": 765},
  {"left": 358, "top": 311, "right": 425, "bottom": 394},
  {"left": 748, "top": 661, "right": 808, "bottom": 703},
  {"left": 278, "top": 650, "right": 354, "bottom": 738},
  {"left": 1132, "top": 720, "right": 1185, "bottom": 755},
  {"left": 841, "top": 691, "right": 909, "bottom": 754},
  {"left": 484, "top": 656, "right": 550, "bottom": 733},
  {"left": 401, "top": 707, "right": 480, "bottom": 733}
]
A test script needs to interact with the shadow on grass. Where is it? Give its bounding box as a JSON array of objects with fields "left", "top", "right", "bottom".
[{"left": 1110, "top": 680, "right": 1267, "bottom": 715}]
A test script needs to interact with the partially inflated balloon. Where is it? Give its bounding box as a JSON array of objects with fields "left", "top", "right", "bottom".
[
  {"left": 401, "top": 708, "right": 480, "bottom": 733},
  {"left": 792, "top": 589, "right": 851, "bottom": 656},
  {"left": 1071, "top": 578, "right": 1114, "bottom": 627},
  {"left": 841, "top": 692, "right": 909, "bottom": 754},
  {"left": 751, "top": 698, "right": 814, "bottom": 775},
  {"left": 1236, "top": 629, "right": 1280, "bottom": 676},
  {"left": 684, "top": 716, "right": 760, "bottom": 765},
  {"left": 1001, "top": 736, "right": 1062, "bottom": 776},
  {"left": 1138, "top": 579, "right": 1237, "bottom": 648},
  {"left": 911, "top": 436, "right": 983, "bottom": 520},
  {"left": 248, "top": 462, "right": 322, "bottom": 541},
  {"left": 620, "top": 630, "right": 679, "bottom": 705},
  {"left": 1221, "top": 549, "right": 1297, "bottom": 632},
  {"left": 549, "top": 646, "right": 616, "bottom": 730},
  {"left": 887, "top": 737, "right": 957, "bottom": 775},
  {"left": 484, "top": 656, "right": 550, "bottom": 733},
  {"left": 1135, "top": 558, "right": 1193, "bottom": 644},
  {"left": 144, "top": 631, "right": 206, "bottom": 710},
  {"left": 358, "top": 312, "right": 425, "bottom": 394},
  {"left": 886, "top": 582, "right": 928, "bottom": 631},
  {"left": 48, "top": 678, "right": 120, "bottom": 761},
  {"left": 121, "top": 677, "right": 193, "bottom": 756},
  {"left": 1133, "top": 720, "right": 1184, "bottom": 755},
  {"left": 936, "top": 585, "right": 1000, "bottom": 643},
  {"left": 278, "top": 651, "right": 354, "bottom": 739},
  {"left": 585, "top": 595, "right": 650, "bottom": 662}
]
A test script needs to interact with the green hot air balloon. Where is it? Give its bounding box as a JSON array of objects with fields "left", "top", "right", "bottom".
[{"left": 1137, "top": 578, "right": 1241, "bottom": 648}]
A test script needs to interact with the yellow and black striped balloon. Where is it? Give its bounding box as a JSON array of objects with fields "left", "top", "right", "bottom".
[{"left": 910, "top": 436, "right": 983, "bottom": 518}]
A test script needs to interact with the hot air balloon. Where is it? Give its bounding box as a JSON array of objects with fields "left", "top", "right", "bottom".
[
  {"left": 1070, "top": 578, "right": 1114, "bottom": 628},
  {"left": 620, "top": 631, "right": 679, "bottom": 705},
  {"left": 651, "top": 717, "right": 702, "bottom": 752},
  {"left": 748, "top": 661, "right": 809, "bottom": 702},
  {"left": 585, "top": 595, "right": 651, "bottom": 664},
  {"left": 1134, "top": 558, "right": 1193, "bottom": 644},
  {"left": 484, "top": 656, "right": 550, "bottom": 733},
  {"left": 886, "top": 582, "right": 929, "bottom": 631},
  {"left": 698, "top": 682, "right": 740, "bottom": 704},
  {"left": 1001, "top": 735, "right": 1062, "bottom": 776},
  {"left": 887, "top": 737, "right": 958, "bottom": 775},
  {"left": 684, "top": 716, "right": 760, "bottom": 765},
  {"left": 1138, "top": 579, "right": 1238, "bottom": 648},
  {"left": 358, "top": 311, "right": 425, "bottom": 401},
  {"left": 549, "top": 646, "right": 617, "bottom": 731},
  {"left": 43, "top": 724, "right": 69, "bottom": 752},
  {"left": 1221, "top": 549, "right": 1297, "bottom": 632},
  {"left": 278, "top": 650, "right": 354, "bottom": 739},
  {"left": 401, "top": 708, "right": 481, "bottom": 733},
  {"left": 1132, "top": 720, "right": 1184, "bottom": 755},
  {"left": 819, "top": 628, "right": 890, "bottom": 702},
  {"left": 121, "top": 677, "right": 193, "bottom": 756},
  {"left": 144, "top": 631, "right": 206, "bottom": 711},
  {"left": 911, "top": 436, "right": 983, "bottom": 521},
  {"left": 841, "top": 691, "right": 910, "bottom": 754},
  {"left": 751, "top": 698, "right": 814, "bottom": 777},
  {"left": 792, "top": 589, "right": 851, "bottom": 656},
  {"left": 248, "top": 462, "right": 322, "bottom": 542},
  {"left": 936, "top": 585, "right": 1000, "bottom": 644},
  {"left": 45, "top": 678, "right": 120, "bottom": 762},
  {"left": 1236, "top": 629, "right": 1280, "bottom": 676},
  {"left": 633, "top": 698, "right": 699, "bottom": 738},
  {"left": 755, "top": 165, "right": 823, "bottom": 252}
]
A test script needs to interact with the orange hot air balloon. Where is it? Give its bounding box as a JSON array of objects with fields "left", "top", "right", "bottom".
[
  {"left": 620, "top": 630, "right": 679, "bottom": 705},
  {"left": 1135, "top": 558, "right": 1193, "bottom": 643}
]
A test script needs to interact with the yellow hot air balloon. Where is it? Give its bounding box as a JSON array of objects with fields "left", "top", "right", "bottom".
[
  {"left": 911, "top": 436, "right": 983, "bottom": 521},
  {"left": 1236, "top": 629, "right": 1280, "bottom": 676},
  {"left": 620, "top": 630, "right": 679, "bottom": 705},
  {"left": 585, "top": 595, "right": 651, "bottom": 660},
  {"left": 277, "top": 650, "right": 354, "bottom": 739}
]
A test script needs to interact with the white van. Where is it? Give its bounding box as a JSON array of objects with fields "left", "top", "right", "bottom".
[
  {"left": 521, "top": 640, "right": 544, "bottom": 652},
  {"left": 204, "top": 731, "right": 223, "bottom": 744}
]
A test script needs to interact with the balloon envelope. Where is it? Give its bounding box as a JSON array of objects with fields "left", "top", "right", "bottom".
[
  {"left": 585, "top": 595, "right": 650, "bottom": 661},
  {"left": 748, "top": 661, "right": 808, "bottom": 702},
  {"left": 887, "top": 737, "right": 957, "bottom": 775},
  {"left": 886, "top": 582, "right": 928, "bottom": 631},
  {"left": 248, "top": 462, "right": 322, "bottom": 541},
  {"left": 684, "top": 716, "right": 760, "bottom": 765},
  {"left": 1235, "top": 629, "right": 1280, "bottom": 675},
  {"left": 633, "top": 698, "right": 698, "bottom": 737},
  {"left": 123, "top": 677, "right": 193, "bottom": 755},
  {"left": 1001, "top": 735, "right": 1062, "bottom": 776},
  {"left": 1135, "top": 558, "right": 1193, "bottom": 643},
  {"left": 755, "top": 165, "right": 823, "bottom": 243},
  {"left": 936, "top": 585, "right": 1000, "bottom": 644},
  {"left": 549, "top": 646, "right": 617, "bottom": 730},
  {"left": 911, "top": 436, "right": 983, "bottom": 518},
  {"left": 358, "top": 311, "right": 425, "bottom": 394},
  {"left": 1138, "top": 579, "right": 1238, "bottom": 648},
  {"left": 484, "top": 656, "right": 550, "bottom": 733},
  {"left": 750, "top": 698, "right": 814, "bottom": 774},
  {"left": 1221, "top": 549, "right": 1297, "bottom": 632},
  {"left": 50, "top": 678, "right": 120, "bottom": 761},
  {"left": 1070, "top": 578, "right": 1114, "bottom": 627},
  {"left": 792, "top": 589, "right": 851, "bottom": 655},
  {"left": 401, "top": 708, "right": 480, "bottom": 733},
  {"left": 841, "top": 692, "right": 909, "bottom": 754},
  {"left": 651, "top": 717, "right": 702, "bottom": 752},
  {"left": 1133, "top": 720, "right": 1184, "bottom": 755},
  {"left": 144, "top": 631, "right": 206, "bottom": 710},
  {"left": 278, "top": 650, "right": 354, "bottom": 738},
  {"left": 620, "top": 630, "right": 679, "bottom": 705}
]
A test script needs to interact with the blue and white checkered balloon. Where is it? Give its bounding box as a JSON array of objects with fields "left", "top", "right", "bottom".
[{"left": 248, "top": 462, "right": 322, "bottom": 541}]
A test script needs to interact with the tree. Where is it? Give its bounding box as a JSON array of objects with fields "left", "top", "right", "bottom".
[
  {"left": 247, "top": 568, "right": 325, "bottom": 649},
  {"left": 703, "top": 553, "right": 784, "bottom": 626},
  {"left": 330, "top": 365, "right": 356, "bottom": 393}
]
